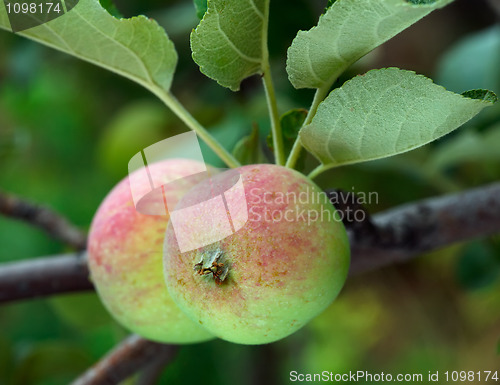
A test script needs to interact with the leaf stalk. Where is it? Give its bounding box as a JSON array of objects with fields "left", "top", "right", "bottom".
[
  {"left": 262, "top": 66, "right": 285, "bottom": 165},
  {"left": 307, "top": 164, "right": 328, "bottom": 180},
  {"left": 286, "top": 85, "right": 331, "bottom": 169},
  {"left": 152, "top": 88, "right": 242, "bottom": 169}
]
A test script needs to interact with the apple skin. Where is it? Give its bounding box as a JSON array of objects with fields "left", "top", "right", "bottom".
[
  {"left": 163, "top": 164, "right": 350, "bottom": 344},
  {"left": 88, "top": 159, "right": 214, "bottom": 343}
]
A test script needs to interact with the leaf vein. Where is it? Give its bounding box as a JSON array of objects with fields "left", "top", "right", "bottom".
[
  {"left": 213, "top": 7, "right": 260, "bottom": 64},
  {"left": 76, "top": 11, "right": 153, "bottom": 84},
  {"left": 248, "top": 0, "right": 264, "bottom": 19}
]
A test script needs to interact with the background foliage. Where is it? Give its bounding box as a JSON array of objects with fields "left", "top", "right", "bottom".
[{"left": 0, "top": 0, "right": 499, "bottom": 383}]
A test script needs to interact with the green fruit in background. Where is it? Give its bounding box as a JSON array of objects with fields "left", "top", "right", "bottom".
[
  {"left": 163, "top": 164, "right": 350, "bottom": 344},
  {"left": 88, "top": 159, "right": 215, "bottom": 343},
  {"left": 97, "top": 101, "right": 172, "bottom": 178}
]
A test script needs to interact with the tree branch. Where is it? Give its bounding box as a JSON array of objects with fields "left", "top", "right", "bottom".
[
  {"left": 0, "top": 183, "right": 499, "bottom": 304},
  {"left": 349, "top": 182, "right": 500, "bottom": 274},
  {"left": 136, "top": 347, "right": 178, "bottom": 385},
  {"left": 1, "top": 183, "right": 498, "bottom": 385},
  {"left": 0, "top": 253, "right": 92, "bottom": 303},
  {"left": 0, "top": 190, "right": 87, "bottom": 250},
  {"left": 70, "top": 335, "right": 177, "bottom": 385}
]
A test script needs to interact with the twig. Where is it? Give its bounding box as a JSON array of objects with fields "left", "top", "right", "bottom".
[
  {"left": 0, "top": 190, "right": 87, "bottom": 250},
  {"left": 1, "top": 183, "right": 498, "bottom": 385},
  {"left": 136, "top": 347, "right": 178, "bottom": 385},
  {"left": 70, "top": 335, "right": 177, "bottom": 385},
  {"left": 0, "top": 253, "right": 92, "bottom": 303},
  {"left": 0, "top": 183, "right": 499, "bottom": 303},
  {"left": 349, "top": 182, "right": 500, "bottom": 275}
]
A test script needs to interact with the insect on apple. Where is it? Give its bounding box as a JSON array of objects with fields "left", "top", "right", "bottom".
[{"left": 193, "top": 249, "right": 229, "bottom": 285}]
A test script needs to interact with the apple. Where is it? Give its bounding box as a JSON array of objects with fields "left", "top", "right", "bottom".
[
  {"left": 97, "top": 101, "right": 171, "bottom": 179},
  {"left": 88, "top": 159, "right": 215, "bottom": 343},
  {"left": 163, "top": 164, "right": 350, "bottom": 344}
]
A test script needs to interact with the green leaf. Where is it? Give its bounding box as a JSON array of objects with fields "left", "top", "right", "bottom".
[
  {"left": 426, "top": 126, "right": 500, "bottom": 171},
  {"left": 0, "top": 336, "right": 14, "bottom": 383},
  {"left": 268, "top": 109, "right": 307, "bottom": 149},
  {"left": 194, "top": 0, "right": 208, "bottom": 19},
  {"left": 286, "top": 0, "right": 454, "bottom": 90},
  {"left": 326, "top": 0, "right": 338, "bottom": 8},
  {"left": 462, "top": 89, "right": 498, "bottom": 103},
  {"left": 99, "top": 0, "right": 123, "bottom": 18},
  {"left": 436, "top": 25, "right": 500, "bottom": 94},
  {"left": 0, "top": 0, "right": 177, "bottom": 94},
  {"left": 49, "top": 292, "right": 114, "bottom": 331},
  {"left": 191, "top": 0, "right": 269, "bottom": 91},
  {"left": 233, "top": 123, "right": 267, "bottom": 165},
  {"left": 268, "top": 108, "right": 308, "bottom": 170},
  {"left": 281, "top": 109, "right": 308, "bottom": 141},
  {"left": 300, "top": 68, "right": 497, "bottom": 168},
  {"left": 12, "top": 342, "right": 91, "bottom": 385},
  {"left": 281, "top": 109, "right": 309, "bottom": 171}
]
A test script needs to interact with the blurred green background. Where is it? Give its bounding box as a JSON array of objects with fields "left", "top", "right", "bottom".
[{"left": 0, "top": 0, "right": 499, "bottom": 384}]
